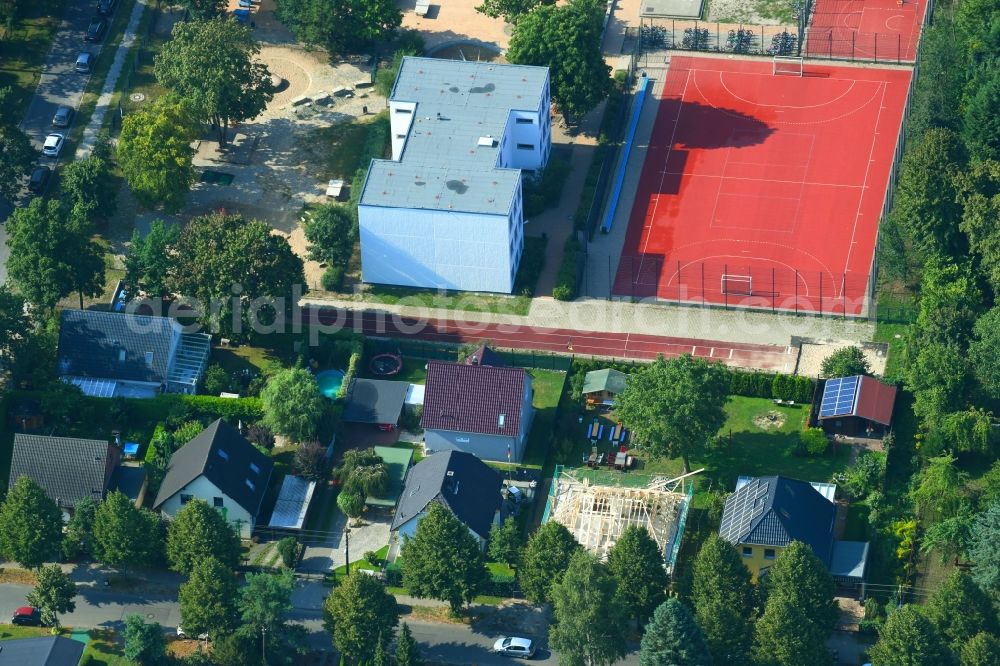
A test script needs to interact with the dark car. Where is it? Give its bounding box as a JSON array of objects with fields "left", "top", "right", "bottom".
[
  {"left": 85, "top": 17, "right": 107, "bottom": 42},
  {"left": 27, "top": 166, "right": 51, "bottom": 194},
  {"left": 12, "top": 607, "right": 42, "bottom": 626},
  {"left": 96, "top": 0, "right": 117, "bottom": 14}
]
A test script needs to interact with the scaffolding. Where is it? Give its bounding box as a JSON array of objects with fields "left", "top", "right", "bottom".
[{"left": 544, "top": 468, "right": 697, "bottom": 574}]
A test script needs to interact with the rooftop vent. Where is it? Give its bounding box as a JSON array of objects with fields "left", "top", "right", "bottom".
[
  {"left": 446, "top": 470, "right": 455, "bottom": 476},
  {"left": 478, "top": 136, "right": 496, "bottom": 147}
]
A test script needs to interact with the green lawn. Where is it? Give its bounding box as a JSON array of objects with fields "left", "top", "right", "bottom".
[
  {"left": 0, "top": 0, "right": 70, "bottom": 116},
  {"left": 331, "top": 544, "right": 390, "bottom": 576},
  {"left": 118, "top": 32, "right": 168, "bottom": 117},
  {"left": 0, "top": 624, "right": 56, "bottom": 640},
  {"left": 301, "top": 116, "right": 385, "bottom": 183},
  {"left": 81, "top": 629, "right": 129, "bottom": 665},
  {"left": 521, "top": 370, "right": 568, "bottom": 468},
  {"left": 360, "top": 356, "right": 428, "bottom": 384},
  {"left": 351, "top": 285, "right": 532, "bottom": 317}
]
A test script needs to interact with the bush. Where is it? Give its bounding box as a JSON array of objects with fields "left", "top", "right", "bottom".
[
  {"left": 553, "top": 235, "right": 581, "bottom": 301},
  {"left": 794, "top": 428, "right": 829, "bottom": 456},
  {"left": 277, "top": 537, "right": 299, "bottom": 568},
  {"left": 321, "top": 265, "right": 345, "bottom": 292},
  {"left": 338, "top": 351, "right": 362, "bottom": 399},
  {"left": 523, "top": 157, "right": 572, "bottom": 218},
  {"left": 512, "top": 236, "right": 547, "bottom": 297},
  {"left": 202, "top": 364, "right": 231, "bottom": 396},
  {"left": 365, "top": 550, "right": 379, "bottom": 565}
]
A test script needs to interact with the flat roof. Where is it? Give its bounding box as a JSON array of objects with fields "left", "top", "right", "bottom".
[
  {"left": 830, "top": 539, "right": 869, "bottom": 580},
  {"left": 342, "top": 378, "right": 408, "bottom": 425},
  {"left": 268, "top": 475, "right": 317, "bottom": 529},
  {"left": 367, "top": 446, "right": 413, "bottom": 507},
  {"left": 360, "top": 57, "right": 548, "bottom": 216}
]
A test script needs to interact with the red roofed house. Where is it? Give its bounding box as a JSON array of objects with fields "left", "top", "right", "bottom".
[
  {"left": 818, "top": 375, "right": 897, "bottom": 437},
  {"left": 421, "top": 360, "right": 534, "bottom": 463}
]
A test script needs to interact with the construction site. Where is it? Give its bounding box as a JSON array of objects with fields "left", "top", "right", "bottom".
[{"left": 541, "top": 466, "right": 696, "bottom": 575}]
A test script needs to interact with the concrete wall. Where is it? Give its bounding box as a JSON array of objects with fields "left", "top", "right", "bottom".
[
  {"left": 158, "top": 475, "right": 255, "bottom": 539},
  {"left": 497, "top": 80, "right": 551, "bottom": 173}
]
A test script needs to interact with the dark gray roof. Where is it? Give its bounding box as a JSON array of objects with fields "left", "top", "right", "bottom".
[
  {"left": 153, "top": 419, "right": 273, "bottom": 516},
  {"left": 10, "top": 434, "right": 115, "bottom": 509},
  {"left": 109, "top": 465, "right": 147, "bottom": 503},
  {"left": 57, "top": 310, "right": 176, "bottom": 384},
  {"left": 391, "top": 450, "right": 502, "bottom": 540},
  {"left": 830, "top": 540, "right": 869, "bottom": 580},
  {"left": 342, "top": 379, "right": 408, "bottom": 424},
  {"left": 0, "top": 636, "right": 85, "bottom": 666},
  {"left": 719, "top": 476, "right": 835, "bottom": 564}
]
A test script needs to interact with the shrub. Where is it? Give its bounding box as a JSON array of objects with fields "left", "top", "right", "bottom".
[
  {"left": 202, "top": 364, "right": 231, "bottom": 396},
  {"left": 794, "top": 428, "right": 829, "bottom": 456},
  {"left": 245, "top": 423, "right": 275, "bottom": 449},
  {"left": 523, "top": 157, "right": 572, "bottom": 218},
  {"left": 338, "top": 351, "right": 362, "bottom": 399},
  {"left": 512, "top": 236, "right": 547, "bottom": 297},
  {"left": 553, "top": 235, "right": 581, "bottom": 301},
  {"left": 277, "top": 537, "right": 299, "bottom": 568},
  {"left": 321, "top": 265, "right": 345, "bottom": 292},
  {"left": 365, "top": 550, "right": 379, "bottom": 565}
]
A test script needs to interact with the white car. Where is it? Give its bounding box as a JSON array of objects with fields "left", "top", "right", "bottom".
[
  {"left": 42, "top": 133, "right": 65, "bottom": 158},
  {"left": 492, "top": 636, "right": 536, "bottom": 659},
  {"left": 176, "top": 626, "right": 208, "bottom": 640}
]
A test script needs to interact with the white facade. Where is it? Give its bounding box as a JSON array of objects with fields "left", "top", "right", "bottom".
[{"left": 158, "top": 475, "right": 256, "bottom": 539}]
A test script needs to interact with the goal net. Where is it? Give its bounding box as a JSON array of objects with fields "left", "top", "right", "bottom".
[
  {"left": 721, "top": 274, "right": 753, "bottom": 296},
  {"left": 773, "top": 56, "right": 804, "bottom": 76}
]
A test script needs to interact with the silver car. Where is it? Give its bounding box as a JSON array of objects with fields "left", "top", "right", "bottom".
[
  {"left": 52, "top": 106, "right": 73, "bottom": 127},
  {"left": 492, "top": 636, "right": 536, "bottom": 659},
  {"left": 42, "top": 134, "right": 65, "bottom": 158}
]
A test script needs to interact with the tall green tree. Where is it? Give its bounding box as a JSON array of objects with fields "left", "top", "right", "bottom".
[
  {"left": 690, "top": 535, "right": 755, "bottom": 663},
  {"left": 606, "top": 525, "right": 669, "bottom": 625},
  {"left": 0, "top": 124, "right": 35, "bottom": 201},
  {"left": 170, "top": 212, "right": 306, "bottom": 338},
  {"left": 6, "top": 198, "right": 106, "bottom": 310},
  {"left": 476, "top": 0, "right": 554, "bottom": 23},
  {"left": 117, "top": 96, "right": 197, "bottom": 212},
  {"left": 956, "top": 161, "right": 1000, "bottom": 296},
  {"left": 506, "top": 0, "right": 611, "bottom": 119},
  {"left": 549, "top": 550, "right": 629, "bottom": 666},
  {"left": 304, "top": 204, "right": 355, "bottom": 267},
  {"left": 401, "top": 503, "right": 489, "bottom": 614},
  {"left": 124, "top": 220, "right": 180, "bottom": 300},
  {"left": 752, "top": 592, "right": 831, "bottom": 666},
  {"left": 92, "top": 491, "right": 163, "bottom": 573},
  {"left": 518, "top": 521, "right": 580, "bottom": 604},
  {"left": 762, "top": 541, "right": 837, "bottom": 632},
  {"left": 123, "top": 614, "right": 167, "bottom": 665},
  {"left": 178, "top": 0, "right": 225, "bottom": 20},
  {"left": 275, "top": 0, "right": 401, "bottom": 52},
  {"left": 911, "top": 454, "right": 968, "bottom": 522},
  {"left": 911, "top": 258, "right": 984, "bottom": 350},
  {"left": 166, "top": 499, "right": 242, "bottom": 574},
  {"left": 906, "top": 342, "right": 973, "bottom": 426},
  {"left": 179, "top": 557, "right": 239, "bottom": 637},
  {"left": 820, "top": 346, "right": 870, "bottom": 378},
  {"left": 58, "top": 146, "right": 118, "bottom": 222},
  {"left": 925, "top": 570, "right": 997, "bottom": 652},
  {"left": 921, "top": 504, "right": 975, "bottom": 565},
  {"left": 614, "top": 354, "right": 728, "bottom": 471},
  {"left": 639, "top": 598, "right": 713, "bottom": 666},
  {"left": 962, "top": 632, "right": 1000, "bottom": 666},
  {"left": 0, "top": 476, "right": 63, "bottom": 569},
  {"left": 155, "top": 18, "right": 274, "bottom": 146},
  {"left": 62, "top": 496, "right": 98, "bottom": 560},
  {"left": 964, "top": 68, "right": 1000, "bottom": 162},
  {"left": 0, "top": 284, "right": 34, "bottom": 380},
  {"left": 868, "top": 605, "right": 952, "bottom": 666},
  {"left": 970, "top": 501, "right": 1000, "bottom": 596},
  {"left": 395, "top": 623, "right": 423, "bottom": 666},
  {"left": 970, "top": 306, "right": 1000, "bottom": 400},
  {"left": 26, "top": 564, "right": 77, "bottom": 627},
  {"left": 238, "top": 570, "right": 307, "bottom": 661},
  {"left": 261, "top": 368, "right": 324, "bottom": 442},
  {"left": 323, "top": 573, "right": 400, "bottom": 663},
  {"left": 926, "top": 409, "right": 995, "bottom": 457},
  {"left": 487, "top": 517, "right": 522, "bottom": 568}
]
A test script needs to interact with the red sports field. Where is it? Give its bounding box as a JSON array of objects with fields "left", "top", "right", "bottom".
[
  {"left": 807, "top": 0, "right": 927, "bottom": 62},
  {"left": 612, "top": 56, "right": 911, "bottom": 315}
]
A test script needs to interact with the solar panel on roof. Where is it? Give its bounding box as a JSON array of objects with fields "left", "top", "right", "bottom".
[
  {"left": 69, "top": 377, "right": 117, "bottom": 398},
  {"left": 819, "top": 376, "right": 860, "bottom": 418}
]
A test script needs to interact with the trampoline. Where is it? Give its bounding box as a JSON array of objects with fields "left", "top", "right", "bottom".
[{"left": 369, "top": 353, "right": 403, "bottom": 376}]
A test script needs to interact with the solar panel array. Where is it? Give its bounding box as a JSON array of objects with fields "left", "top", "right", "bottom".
[
  {"left": 819, "top": 376, "right": 859, "bottom": 418},
  {"left": 720, "top": 478, "right": 770, "bottom": 543},
  {"left": 68, "top": 377, "right": 117, "bottom": 398}
]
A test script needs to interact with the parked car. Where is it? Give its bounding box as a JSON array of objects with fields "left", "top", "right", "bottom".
[
  {"left": 27, "top": 166, "right": 51, "bottom": 193},
  {"left": 176, "top": 626, "right": 208, "bottom": 640},
  {"left": 492, "top": 636, "right": 536, "bottom": 659},
  {"left": 96, "top": 0, "right": 117, "bottom": 15},
  {"left": 12, "top": 607, "right": 42, "bottom": 626},
  {"left": 42, "top": 134, "right": 65, "bottom": 158},
  {"left": 85, "top": 17, "right": 107, "bottom": 42},
  {"left": 75, "top": 52, "right": 93, "bottom": 73},
  {"left": 52, "top": 105, "right": 73, "bottom": 128}
]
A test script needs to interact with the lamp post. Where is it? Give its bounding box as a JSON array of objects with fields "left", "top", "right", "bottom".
[
  {"left": 344, "top": 524, "right": 351, "bottom": 576},
  {"left": 261, "top": 626, "right": 267, "bottom": 664}
]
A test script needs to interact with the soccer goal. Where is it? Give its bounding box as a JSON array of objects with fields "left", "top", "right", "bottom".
[
  {"left": 773, "top": 55, "right": 804, "bottom": 76},
  {"left": 721, "top": 274, "right": 753, "bottom": 296}
]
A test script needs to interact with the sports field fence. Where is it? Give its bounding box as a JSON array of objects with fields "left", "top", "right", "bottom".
[{"left": 639, "top": 18, "right": 803, "bottom": 59}]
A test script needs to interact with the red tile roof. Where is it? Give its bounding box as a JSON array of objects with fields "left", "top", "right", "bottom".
[
  {"left": 854, "top": 376, "right": 897, "bottom": 426},
  {"left": 420, "top": 361, "right": 528, "bottom": 436}
]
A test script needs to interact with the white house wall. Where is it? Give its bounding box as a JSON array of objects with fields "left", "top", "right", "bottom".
[
  {"left": 389, "top": 101, "right": 417, "bottom": 160},
  {"left": 158, "top": 475, "right": 255, "bottom": 539}
]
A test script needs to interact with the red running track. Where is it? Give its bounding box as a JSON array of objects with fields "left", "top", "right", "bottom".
[
  {"left": 309, "top": 308, "right": 799, "bottom": 372},
  {"left": 612, "top": 57, "right": 911, "bottom": 316},
  {"left": 807, "top": 0, "right": 927, "bottom": 62}
]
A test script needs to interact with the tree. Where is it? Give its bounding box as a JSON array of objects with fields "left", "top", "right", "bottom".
[
  {"left": 6, "top": 198, "right": 106, "bottom": 310},
  {"left": 178, "top": 0, "right": 225, "bottom": 20},
  {"left": 58, "top": 147, "right": 118, "bottom": 222},
  {"left": 166, "top": 499, "right": 241, "bottom": 574},
  {"left": 549, "top": 550, "right": 629, "bottom": 666},
  {"left": 921, "top": 504, "right": 975, "bottom": 565},
  {"left": 396, "top": 623, "right": 422, "bottom": 666},
  {"left": 911, "top": 258, "right": 984, "bottom": 349},
  {"left": 762, "top": 541, "right": 838, "bottom": 632},
  {"left": 752, "top": 592, "right": 831, "bottom": 666},
  {"left": 179, "top": 557, "right": 239, "bottom": 637},
  {"left": 276, "top": 536, "right": 298, "bottom": 568},
  {"left": 339, "top": 449, "right": 389, "bottom": 497},
  {"left": 401, "top": 503, "right": 488, "bottom": 614},
  {"left": 155, "top": 18, "right": 273, "bottom": 146},
  {"left": 117, "top": 96, "right": 197, "bottom": 212},
  {"left": 488, "top": 517, "right": 521, "bottom": 568},
  {"left": 506, "top": 0, "right": 611, "bottom": 119},
  {"left": 123, "top": 614, "right": 167, "bottom": 665},
  {"left": 373, "top": 636, "right": 390, "bottom": 666},
  {"left": 0, "top": 124, "right": 35, "bottom": 201},
  {"left": 970, "top": 306, "right": 1000, "bottom": 400},
  {"left": 275, "top": 0, "right": 401, "bottom": 53},
  {"left": 911, "top": 454, "right": 968, "bottom": 522},
  {"left": 26, "top": 564, "right": 77, "bottom": 627},
  {"left": 211, "top": 633, "right": 262, "bottom": 666},
  {"left": 124, "top": 220, "right": 180, "bottom": 299},
  {"left": 323, "top": 572, "right": 400, "bottom": 663},
  {"left": 690, "top": 535, "right": 755, "bottom": 663},
  {"left": 337, "top": 490, "right": 365, "bottom": 522},
  {"left": 841, "top": 450, "right": 886, "bottom": 500},
  {"left": 170, "top": 212, "right": 305, "bottom": 338},
  {"left": 375, "top": 49, "right": 416, "bottom": 98},
  {"left": 639, "top": 598, "right": 713, "bottom": 666},
  {"left": 606, "top": 525, "right": 668, "bottom": 625},
  {"left": 868, "top": 605, "right": 952, "bottom": 666},
  {"left": 304, "top": 204, "right": 356, "bottom": 280},
  {"left": 926, "top": 409, "right": 994, "bottom": 456},
  {"left": 0, "top": 284, "right": 35, "bottom": 384},
  {"left": 92, "top": 491, "right": 163, "bottom": 573},
  {"left": 964, "top": 68, "right": 1000, "bottom": 162},
  {"left": 962, "top": 632, "right": 1000, "bottom": 666},
  {"left": 957, "top": 161, "right": 1000, "bottom": 296},
  {"left": 0, "top": 476, "right": 63, "bottom": 569},
  {"left": 476, "top": 0, "right": 554, "bottom": 23},
  {"left": 820, "top": 346, "right": 870, "bottom": 378},
  {"left": 906, "top": 342, "right": 972, "bottom": 426},
  {"left": 518, "top": 521, "right": 580, "bottom": 604},
  {"left": 614, "top": 355, "right": 728, "bottom": 472},
  {"left": 238, "top": 570, "right": 305, "bottom": 660},
  {"left": 293, "top": 441, "right": 328, "bottom": 481},
  {"left": 260, "top": 368, "right": 324, "bottom": 441},
  {"left": 62, "top": 496, "right": 98, "bottom": 560},
  {"left": 925, "top": 570, "right": 997, "bottom": 652},
  {"left": 970, "top": 501, "right": 1000, "bottom": 596}
]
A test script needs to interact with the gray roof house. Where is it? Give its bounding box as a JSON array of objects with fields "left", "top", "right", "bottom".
[
  {"left": 153, "top": 419, "right": 273, "bottom": 539},
  {"left": 57, "top": 310, "right": 211, "bottom": 398},
  {"left": 0, "top": 636, "right": 85, "bottom": 666},
  {"left": 342, "top": 378, "right": 409, "bottom": 427},
  {"left": 391, "top": 450, "right": 502, "bottom": 548},
  {"left": 9, "top": 434, "right": 119, "bottom": 511},
  {"left": 420, "top": 361, "right": 534, "bottom": 463}
]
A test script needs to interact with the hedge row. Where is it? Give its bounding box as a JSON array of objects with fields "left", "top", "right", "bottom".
[
  {"left": 337, "top": 352, "right": 362, "bottom": 399},
  {"left": 552, "top": 234, "right": 582, "bottom": 301}
]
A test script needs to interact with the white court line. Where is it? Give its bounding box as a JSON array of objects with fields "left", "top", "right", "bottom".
[
  {"left": 717, "top": 70, "right": 858, "bottom": 109},
  {"left": 656, "top": 172, "right": 866, "bottom": 189}
]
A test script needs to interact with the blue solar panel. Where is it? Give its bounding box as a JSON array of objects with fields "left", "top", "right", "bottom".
[{"left": 819, "top": 376, "right": 859, "bottom": 418}]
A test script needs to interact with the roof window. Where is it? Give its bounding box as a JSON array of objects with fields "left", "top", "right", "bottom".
[
  {"left": 245, "top": 479, "right": 255, "bottom": 491},
  {"left": 217, "top": 449, "right": 229, "bottom": 461}
]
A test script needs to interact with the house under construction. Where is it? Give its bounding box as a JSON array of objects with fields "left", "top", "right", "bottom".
[{"left": 542, "top": 467, "right": 695, "bottom": 575}]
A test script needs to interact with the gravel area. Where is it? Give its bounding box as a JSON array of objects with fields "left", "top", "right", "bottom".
[
  {"left": 797, "top": 341, "right": 888, "bottom": 378},
  {"left": 706, "top": 0, "right": 799, "bottom": 25}
]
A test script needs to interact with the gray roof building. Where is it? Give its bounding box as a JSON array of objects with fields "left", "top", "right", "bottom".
[
  {"left": 391, "top": 450, "right": 502, "bottom": 540},
  {"left": 342, "top": 378, "right": 409, "bottom": 425},
  {"left": 9, "top": 434, "right": 118, "bottom": 509},
  {"left": 0, "top": 636, "right": 85, "bottom": 666}
]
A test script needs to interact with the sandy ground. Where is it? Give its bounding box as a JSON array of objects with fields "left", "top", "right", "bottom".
[
  {"left": 797, "top": 341, "right": 888, "bottom": 378},
  {"left": 397, "top": 0, "right": 513, "bottom": 50}
]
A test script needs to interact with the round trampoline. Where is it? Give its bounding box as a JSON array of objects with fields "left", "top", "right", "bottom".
[
  {"left": 315, "top": 369, "right": 345, "bottom": 398},
  {"left": 369, "top": 353, "right": 403, "bottom": 376}
]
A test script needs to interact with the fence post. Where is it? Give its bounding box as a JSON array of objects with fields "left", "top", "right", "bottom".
[
  {"left": 701, "top": 262, "right": 705, "bottom": 306},
  {"left": 677, "top": 260, "right": 682, "bottom": 303},
  {"left": 898, "top": 33, "right": 901, "bottom": 64},
  {"left": 724, "top": 263, "right": 729, "bottom": 309},
  {"left": 771, "top": 268, "right": 775, "bottom": 313},
  {"left": 842, "top": 274, "right": 847, "bottom": 316},
  {"left": 819, "top": 271, "right": 824, "bottom": 315},
  {"left": 874, "top": 32, "right": 878, "bottom": 61},
  {"left": 795, "top": 269, "right": 799, "bottom": 314},
  {"left": 852, "top": 32, "right": 855, "bottom": 60},
  {"left": 829, "top": 31, "right": 833, "bottom": 58}
]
